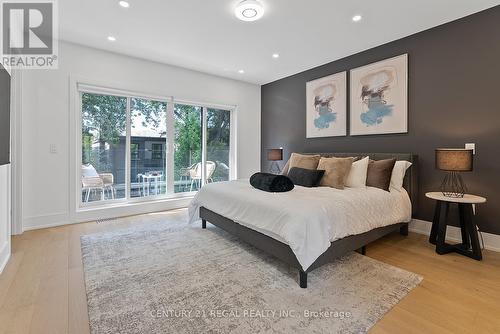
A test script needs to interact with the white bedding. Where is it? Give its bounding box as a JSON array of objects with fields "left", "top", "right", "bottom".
[{"left": 188, "top": 179, "right": 411, "bottom": 271}]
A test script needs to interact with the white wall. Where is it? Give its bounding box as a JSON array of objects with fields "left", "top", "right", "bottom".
[
  {"left": 0, "top": 164, "right": 11, "bottom": 273},
  {"left": 18, "top": 41, "right": 261, "bottom": 231}
]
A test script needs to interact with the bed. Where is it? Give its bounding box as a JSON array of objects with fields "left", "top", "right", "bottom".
[{"left": 189, "top": 153, "right": 418, "bottom": 288}]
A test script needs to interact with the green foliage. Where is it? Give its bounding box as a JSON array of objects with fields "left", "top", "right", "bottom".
[
  {"left": 174, "top": 104, "right": 201, "bottom": 179},
  {"left": 81, "top": 93, "right": 127, "bottom": 145},
  {"left": 81, "top": 93, "right": 230, "bottom": 184},
  {"left": 131, "top": 98, "right": 166, "bottom": 133}
]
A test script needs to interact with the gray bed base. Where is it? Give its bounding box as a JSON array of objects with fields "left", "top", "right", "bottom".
[{"left": 200, "top": 153, "right": 418, "bottom": 288}]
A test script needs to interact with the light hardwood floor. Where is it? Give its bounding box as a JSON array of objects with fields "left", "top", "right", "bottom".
[{"left": 1, "top": 209, "right": 499, "bottom": 334}]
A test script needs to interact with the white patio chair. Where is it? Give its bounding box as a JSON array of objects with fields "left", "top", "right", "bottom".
[{"left": 189, "top": 161, "right": 216, "bottom": 191}]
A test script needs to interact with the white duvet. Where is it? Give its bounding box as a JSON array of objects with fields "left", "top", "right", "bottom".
[{"left": 188, "top": 179, "right": 411, "bottom": 271}]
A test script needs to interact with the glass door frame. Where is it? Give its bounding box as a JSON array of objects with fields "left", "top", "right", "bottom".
[
  {"left": 77, "top": 84, "right": 172, "bottom": 208},
  {"left": 173, "top": 99, "right": 237, "bottom": 191},
  {"left": 76, "top": 84, "right": 237, "bottom": 210}
]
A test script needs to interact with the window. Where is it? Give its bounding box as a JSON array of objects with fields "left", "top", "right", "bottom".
[
  {"left": 130, "top": 143, "right": 139, "bottom": 160},
  {"left": 151, "top": 144, "right": 163, "bottom": 160},
  {"left": 174, "top": 104, "right": 202, "bottom": 193},
  {"left": 81, "top": 92, "right": 127, "bottom": 202},
  {"left": 78, "top": 87, "right": 234, "bottom": 207},
  {"left": 130, "top": 98, "right": 167, "bottom": 198},
  {"left": 206, "top": 108, "right": 231, "bottom": 183}
]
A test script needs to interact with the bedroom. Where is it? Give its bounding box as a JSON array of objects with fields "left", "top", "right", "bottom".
[{"left": 1, "top": 1, "right": 500, "bottom": 333}]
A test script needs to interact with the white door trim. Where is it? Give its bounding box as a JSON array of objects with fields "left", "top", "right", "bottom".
[{"left": 10, "top": 70, "right": 23, "bottom": 235}]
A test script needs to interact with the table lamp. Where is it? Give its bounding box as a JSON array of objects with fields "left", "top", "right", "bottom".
[
  {"left": 267, "top": 148, "right": 283, "bottom": 174},
  {"left": 435, "top": 148, "right": 473, "bottom": 198}
]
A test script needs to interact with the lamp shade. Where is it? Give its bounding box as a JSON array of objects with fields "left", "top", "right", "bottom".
[
  {"left": 267, "top": 148, "right": 283, "bottom": 161},
  {"left": 435, "top": 149, "right": 473, "bottom": 172}
]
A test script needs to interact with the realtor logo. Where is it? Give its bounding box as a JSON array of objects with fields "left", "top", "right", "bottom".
[{"left": 1, "top": 0, "right": 58, "bottom": 69}]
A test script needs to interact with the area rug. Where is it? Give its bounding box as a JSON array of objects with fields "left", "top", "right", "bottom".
[{"left": 81, "top": 217, "right": 422, "bottom": 334}]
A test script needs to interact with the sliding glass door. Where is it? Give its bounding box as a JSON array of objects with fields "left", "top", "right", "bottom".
[
  {"left": 78, "top": 88, "right": 234, "bottom": 207},
  {"left": 206, "top": 108, "right": 231, "bottom": 183},
  {"left": 130, "top": 98, "right": 168, "bottom": 198},
  {"left": 81, "top": 92, "right": 127, "bottom": 202},
  {"left": 173, "top": 103, "right": 202, "bottom": 193}
]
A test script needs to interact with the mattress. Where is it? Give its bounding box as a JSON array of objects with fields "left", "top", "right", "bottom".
[{"left": 188, "top": 179, "right": 411, "bottom": 270}]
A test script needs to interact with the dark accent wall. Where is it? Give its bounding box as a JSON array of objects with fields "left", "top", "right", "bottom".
[
  {"left": 261, "top": 6, "right": 500, "bottom": 235},
  {"left": 0, "top": 66, "right": 10, "bottom": 166}
]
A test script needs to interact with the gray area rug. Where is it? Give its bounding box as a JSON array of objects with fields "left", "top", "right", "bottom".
[{"left": 81, "top": 216, "right": 422, "bottom": 334}]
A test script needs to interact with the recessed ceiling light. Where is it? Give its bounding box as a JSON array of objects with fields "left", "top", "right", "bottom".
[
  {"left": 235, "top": 0, "right": 264, "bottom": 22},
  {"left": 272, "top": 53, "right": 279, "bottom": 59},
  {"left": 352, "top": 15, "right": 362, "bottom": 22},
  {"left": 107, "top": 36, "right": 116, "bottom": 42},
  {"left": 119, "top": 1, "right": 130, "bottom": 8},
  {"left": 238, "top": 69, "right": 245, "bottom": 74}
]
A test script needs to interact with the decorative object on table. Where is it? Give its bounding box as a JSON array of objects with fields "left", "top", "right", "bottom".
[
  {"left": 306, "top": 71, "right": 347, "bottom": 138},
  {"left": 267, "top": 148, "right": 283, "bottom": 174},
  {"left": 350, "top": 54, "right": 408, "bottom": 136},
  {"left": 426, "top": 192, "right": 486, "bottom": 260},
  {"left": 249, "top": 172, "right": 294, "bottom": 192},
  {"left": 435, "top": 148, "right": 473, "bottom": 198}
]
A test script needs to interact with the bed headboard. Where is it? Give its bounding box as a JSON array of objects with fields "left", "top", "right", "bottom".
[{"left": 303, "top": 153, "right": 418, "bottom": 216}]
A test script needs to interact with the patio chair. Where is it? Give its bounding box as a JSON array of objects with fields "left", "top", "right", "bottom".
[
  {"left": 179, "top": 163, "right": 197, "bottom": 192},
  {"left": 81, "top": 164, "right": 115, "bottom": 202},
  {"left": 189, "top": 161, "right": 216, "bottom": 191}
]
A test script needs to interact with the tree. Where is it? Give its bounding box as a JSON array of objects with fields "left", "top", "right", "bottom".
[
  {"left": 81, "top": 93, "right": 230, "bottom": 186},
  {"left": 81, "top": 93, "right": 166, "bottom": 170},
  {"left": 173, "top": 105, "right": 201, "bottom": 180}
]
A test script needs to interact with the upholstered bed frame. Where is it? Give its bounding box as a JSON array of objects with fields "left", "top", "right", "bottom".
[{"left": 200, "top": 153, "right": 418, "bottom": 288}]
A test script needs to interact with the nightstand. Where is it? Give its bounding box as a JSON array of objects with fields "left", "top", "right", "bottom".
[{"left": 426, "top": 192, "right": 486, "bottom": 260}]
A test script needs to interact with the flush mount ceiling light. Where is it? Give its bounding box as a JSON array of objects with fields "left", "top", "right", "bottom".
[
  {"left": 119, "top": 1, "right": 130, "bottom": 8},
  {"left": 238, "top": 69, "right": 245, "bottom": 74},
  {"left": 352, "top": 15, "right": 362, "bottom": 22},
  {"left": 272, "top": 53, "right": 279, "bottom": 58},
  {"left": 107, "top": 36, "right": 116, "bottom": 42},
  {"left": 235, "top": 0, "right": 264, "bottom": 22}
]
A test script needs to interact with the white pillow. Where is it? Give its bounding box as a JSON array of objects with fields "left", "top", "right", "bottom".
[
  {"left": 82, "top": 164, "right": 99, "bottom": 178},
  {"left": 345, "top": 156, "right": 369, "bottom": 188},
  {"left": 390, "top": 160, "right": 412, "bottom": 191}
]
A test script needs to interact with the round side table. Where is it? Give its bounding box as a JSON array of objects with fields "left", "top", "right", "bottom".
[{"left": 426, "top": 192, "right": 486, "bottom": 261}]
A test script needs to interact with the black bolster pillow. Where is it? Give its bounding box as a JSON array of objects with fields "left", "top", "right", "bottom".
[{"left": 250, "top": 173, "right": 294, "bottom": 192}]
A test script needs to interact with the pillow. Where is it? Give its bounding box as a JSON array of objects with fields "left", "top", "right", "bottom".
[
  {"left": 281, "top": 159, "right": 290, "bottom": 175},
  {"left": 390, "top": 160, "right": 412, "bottom": 192},
  {"left": 345, "top": 156, "right": 369, "bottom": 188},
  {"left": 317, "top": 157, "right": 354, "bottom": 189},
  {"left": 249, "top": 173, "right": 294, "bottom": 192},
  {"left": 81, "top": 164, "right": 99, "bottom": 178},
  {"left": 366, "top": 158, "right": 396, "bottom": 191},
  {"left": 287, "top": 167, "right": 325, "bottom": 187},
  {"left": 282, "top": 153, "right": 321, "bottom": 175}
]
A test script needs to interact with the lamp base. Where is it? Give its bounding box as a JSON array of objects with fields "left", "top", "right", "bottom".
[
  {"left": 440, "top": 171, "right": 467, "bottom": 198},
  {"left": 269, "top": 161, "right": 282, "bottom": 174}
]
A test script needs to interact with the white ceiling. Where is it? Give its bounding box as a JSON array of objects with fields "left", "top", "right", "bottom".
[{"left": 59, "top": 0, "right": 500, "bottom": 85}]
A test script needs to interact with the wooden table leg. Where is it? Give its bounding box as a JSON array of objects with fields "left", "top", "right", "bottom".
[
  {"left": 436, "top": 202, "right": 450, "bottom": 254},
  {"left": 458, "top": 203, "right": 470, "bottom": 249},
  {"left": 460, "top": 203, "right": 482, "bottom": 260},
  {"left": 429, "top": 200, "right": 442, "bottom": 245}
]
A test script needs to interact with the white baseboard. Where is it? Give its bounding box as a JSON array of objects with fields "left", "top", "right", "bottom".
[
  {"left": 22, "top": 197, "right": 193, "bottom": 231},
  {"left": 23, "top": 212, "right": 69, "bottom": 231},
  {"left": 0, "top": 242, "right": 11, "bottom": 274},
  {"left": 409, "top": 219, "right": 500, "bottom": 252}
]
